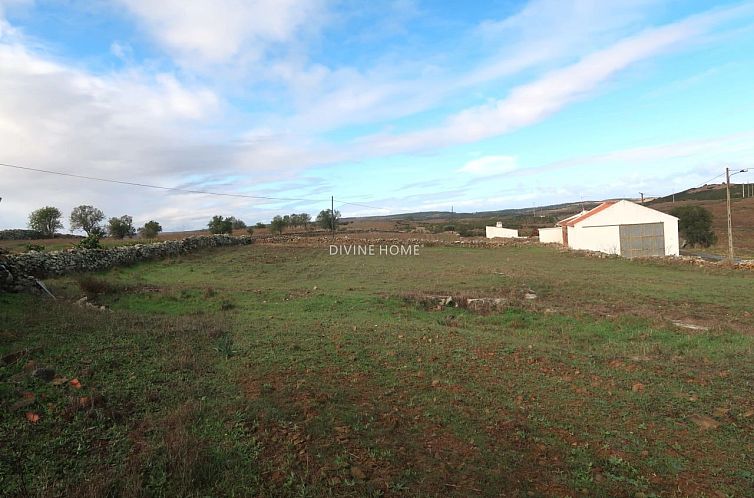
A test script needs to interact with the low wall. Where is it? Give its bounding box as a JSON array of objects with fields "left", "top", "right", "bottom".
[{"left": 0, "top": 234, "right": 252, "bottom": 292}]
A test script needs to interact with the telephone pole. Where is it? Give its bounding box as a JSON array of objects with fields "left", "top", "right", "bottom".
[
  {"left": 726, "top": 167, "right": 750, "bottom": 263},
  {"left": 331, "top": 195, "right": 335, "bottom": 240},
  {"left": 726, "top": 168, "right": 733, "bottom": 262}
]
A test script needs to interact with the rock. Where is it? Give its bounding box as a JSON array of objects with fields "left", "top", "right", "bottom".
[
  {"left": 439, "top": 296, "right": 454, "bottom": 306},
  {"left": 524, "top": 291, "right": 537, "bottom": 300},
  {"left": 32, "top": 367, "right": 56, "bottom": 382}
]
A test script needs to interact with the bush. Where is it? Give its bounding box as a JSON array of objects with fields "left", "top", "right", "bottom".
[
  {"left": 28, "top": 207, "right": 63, "bottom": 237},
  {"left": 77, "top": 233, "right": 103, "bottom": 249},
  {"left": 140, "top": 220, "right": 162, "bottom": 239},
  {"left": 245, "top": 227, "right": 254, "bottom": 235},
  {"left": 24, "top": 244, "right": 45, "bottom": 252},
  {"left": 208, "top": 216, "right": 233, "bottom": 234},
  {"left": 670, "top": 205, "right": 717, "bottom": 247},
  {"left": 254, "top": 222, "right": 266, "bottom": 229},
  {"left": 77, "top": 276, "right": 121, "bottom": 296}
]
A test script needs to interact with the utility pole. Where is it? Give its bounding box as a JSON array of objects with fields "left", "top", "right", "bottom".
[
  {"left": 726, "top": 168, "right": 734, "bottom": 263},
  {"left": 639, "top": 192, "right": 644, "bottom": 204},
  {"left": 331, "top": 195, "right": 335, "bottom": 240},
  {"left": 725, "top": 167, "right": 751, "bottom": 262}
]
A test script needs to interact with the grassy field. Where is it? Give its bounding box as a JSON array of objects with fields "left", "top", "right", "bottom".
[{"left": 2, "top": 243, "right": 753, "bottom": 497}]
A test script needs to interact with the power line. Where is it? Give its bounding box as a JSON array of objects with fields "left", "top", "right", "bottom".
[
  {"left": 336, "top": 200, "right": 390, "bottom": 211},
  {"left": 695, "top": 172, "right": 726, "bottom": 189},
  {"left": 0, "top": 162, "right": 328, "bottom": 204}
]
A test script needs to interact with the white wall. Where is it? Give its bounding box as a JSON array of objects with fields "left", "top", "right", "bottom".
[
  {"left": 574, "top": 200, "right": 679, "bottom": 256},
  {"left": 538, "top": 227, "right": 563, "bottom": 244},
  {"left": 567, "top": 225, "right": 621, "bottom": 255},
  {"left": 486, "top": 226, "right": 519, "bottom": 238}
]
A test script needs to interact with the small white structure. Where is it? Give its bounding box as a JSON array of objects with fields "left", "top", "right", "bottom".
[
  {"left": 486, "top": 221, "right": 519, "bottom": 239},
  {"left": 538, "top": 227, "right": 564, "bottom": 244},
  {"left": 541, "top": 200, "right": 679, "bottom": 257}
]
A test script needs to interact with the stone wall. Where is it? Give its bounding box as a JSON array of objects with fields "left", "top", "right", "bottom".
[{"left": 0, "top": 235, "right": 252, "bottom": 292}]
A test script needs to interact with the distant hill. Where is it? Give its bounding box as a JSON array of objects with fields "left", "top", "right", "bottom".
[
  {"left": 343, "top": 200, "right": 603, "bottom": 223},
  {"left": 649, "top": 183, "right": 753, "bottom": 204}
]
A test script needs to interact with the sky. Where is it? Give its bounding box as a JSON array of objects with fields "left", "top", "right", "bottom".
[{"left": 1, "top": 0, "right": 754, "bottom": 232}]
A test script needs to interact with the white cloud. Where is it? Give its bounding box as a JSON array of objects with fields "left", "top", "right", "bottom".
[
  {"left": 361, "top": 3, "right": 746, "bottom": 156},
  {"left": 118, "top": 0, "right": 325, "bottom": 66},
  {"left": 0, "top": 28, "right": 338, "bottom": 230},
  {"left": 459, "top": 156, "right": 518, "bottom": 176}
]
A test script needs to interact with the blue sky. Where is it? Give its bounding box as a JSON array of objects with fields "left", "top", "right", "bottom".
[{"left": 1, "top": 0, "right": 753, "bottom": 231}]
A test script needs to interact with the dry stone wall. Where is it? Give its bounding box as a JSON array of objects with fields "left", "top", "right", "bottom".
[{"left": 0, "top": 235, "right": 252, "bottom": 292}]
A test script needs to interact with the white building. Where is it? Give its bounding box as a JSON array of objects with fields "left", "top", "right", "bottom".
[
  {"left": 486, "top": 222, "right": 519, "bottom": 239},
  {"left": 538, "top": 200, "right": 679, "bottom": 257}
]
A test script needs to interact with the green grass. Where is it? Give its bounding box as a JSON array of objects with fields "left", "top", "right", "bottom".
[{"left": 2, "top": 243, "right": 754, "bottom": 496}]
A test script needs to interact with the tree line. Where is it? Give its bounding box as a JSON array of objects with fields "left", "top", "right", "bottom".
[
  {"left": 26, "top": 206, "right": 344, "bottom": 241},
  {"left": 28, "top": 205, "right": 163, "bottom": 241}
]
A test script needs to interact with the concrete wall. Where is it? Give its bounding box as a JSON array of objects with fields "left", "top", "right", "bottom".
[
  {"left": 538, "top": 227, "right": 563, "bottom": 244},
  {"left": 0, "top": 234, "right": 253, "bottom": 292},
  {"left": 567, "top": 225, "right": 621, "bottom": 255},
  {"left": 574, "top": 200, "right": 679, "bottom": 256},
  {"left": 485, "top": 226, "right": 519, "bottom": 239}
]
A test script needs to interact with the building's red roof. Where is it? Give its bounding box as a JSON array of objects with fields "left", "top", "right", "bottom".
[{"left": 558, "top": 201, "right": 617, "bottom": 227}]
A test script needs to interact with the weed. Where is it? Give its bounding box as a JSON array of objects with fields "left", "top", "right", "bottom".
[{"left": 214, "top": 332, "right": 237, "bottom": 358}]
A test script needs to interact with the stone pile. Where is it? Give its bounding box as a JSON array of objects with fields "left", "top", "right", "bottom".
[{"left": 0, "top": 234, "right": 252, "bottom": 293}]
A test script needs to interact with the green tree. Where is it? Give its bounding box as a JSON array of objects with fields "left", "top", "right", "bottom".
[
  {"left": 139, "top": 220, "right": 162, "bottom": 239},
  {"left": 208, "top": 215, "right": 233, "bottom": 234},
  {"left": 254, "top": 222, "right": 266, "bottom": 229},
  {"left": 231, "top": 218, "right": 246, "bottom": 230},
  {"left": 269, "top": 215, "right": 288, "bottom": 234},
  {"left": 70, "top": 205, "right": 105, "bottom": 236},
  {"left": 107, "top": 215, "right": 136, "bottom": 239},
  {"left": 28, "top": 206, "right": 63, "bottom": 237},
  {"left": 299, "top": 213, "right": 311, "bottom": 229},
  {"left": 670, "top": 205, "right": 717, "bottom": 247},
  {"left": 316, "top": 209, "right": 341, "bottom": 231}
]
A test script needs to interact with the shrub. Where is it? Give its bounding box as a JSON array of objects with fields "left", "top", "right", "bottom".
[
  {"left": 77, "top": 233, "right": 103, "bottom": 249},
  {"left": 24, "top": 244, "right": 45, "bottom": 252},
  {"left": 140, "top": 220, "right": 162, "bottom": 239},
  {"left": 254, "top": 222, "right": 266, "bottom": 229},
  {"left": 77, "top": 276, "right": 120, "bottom": 296},
  {"left": 670, "top": 205, "right": 717, "bottom": 247},
  {"left": 208, "top": 216, "right": 233, "bottom": 234},
  {"left": 28, "top": 207, "right": 63, "bottom": 237}
]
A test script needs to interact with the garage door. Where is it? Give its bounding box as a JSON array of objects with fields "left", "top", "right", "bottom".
[{"left": 619, "top": 223, "right": 665, "bottom": 258}]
